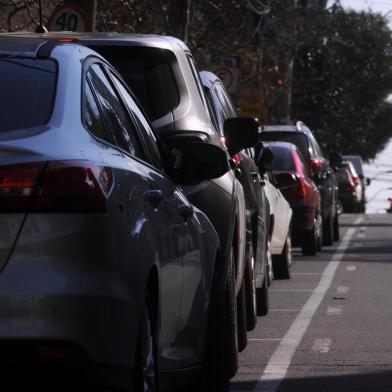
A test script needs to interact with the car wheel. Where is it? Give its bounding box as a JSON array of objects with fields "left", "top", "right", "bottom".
[
  {"left": 322, "top": 213, "right": 334, "bottom": 246},
  {"left": 266, "top": 238, "right": 273, "bottom": 286},
  {"left": 302, "top": 223, "right": 317, "bottom": 256},
  {"left": 202, "top": 250, "right": 237, "bottom": 391},
  {"left": 244, "top": 245, "right": 257, "bottom": 331},
  {"left": 333, "top": 212, "right": 340, "bottom": 241},
  {"left": 256, "top": 263, "right": 269, "bottom": 316},
  {"left": 226, "top": 245, "right": 239, "bottom": 377},
  {"left": 134, "top": 298, "right": 158, "bottom": 392},
  {"left": 272, "top": 231, "right": 292, "bottom": 279},
  {"left": 237, "top": 278, "right": 247, "bottom": 352},
  {"left": 316, "top": 214, "right": 323, "bottom": 252}
]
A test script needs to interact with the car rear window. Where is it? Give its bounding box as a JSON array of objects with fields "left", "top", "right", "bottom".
[
  {"left": 260, "top": 132, "right": 310, "bottom": 161},
  {"left": 91, "top": 46, "right": 179, "bottom": 121},
  {"left": 336, "top": 168, "right": 352, "bottom": 185},
  {"left": 0, "top": 57, "right": 57, "bottom": 132},
  {"left": 267, "top": 145, "right": 296, "bottom": 171},
  {"left": 343, "top": 156, "right": 363, "bottom": 177}
]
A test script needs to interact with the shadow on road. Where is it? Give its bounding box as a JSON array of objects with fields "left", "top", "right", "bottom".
[{"left": 231, "top": 369, "right": 392, "bottom": 392}]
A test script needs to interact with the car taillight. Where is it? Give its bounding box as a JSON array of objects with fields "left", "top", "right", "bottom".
[
  {"left": 288, "top": 176, "right": 309, "bottom": 198},
  {"left": 232, "top": 153, "right": 242, "bottom": 166},
  {"left": 0, "top": 161, "right": 112, "bottom": 213},
  {"left": 309, "top": 157, "right": 323, "bottom": 175},
  {"left": 353, "top": 176, "right": 360, "bottom": 186},
  {"left": 0, "top": 164, "right": 43, "bottom": 212}
]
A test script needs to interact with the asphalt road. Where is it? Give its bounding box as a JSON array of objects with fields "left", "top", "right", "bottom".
[{"left": 231, "top": 213, "right": 392, "bottom": 392}]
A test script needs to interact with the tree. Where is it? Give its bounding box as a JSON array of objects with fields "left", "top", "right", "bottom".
[{"left": 292, "top": 10, "right": 392, "bottom": 160}]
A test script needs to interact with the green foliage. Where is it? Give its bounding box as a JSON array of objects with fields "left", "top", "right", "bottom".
[{"left": 292, "top": 10, "right": 392, "bottom": 160}]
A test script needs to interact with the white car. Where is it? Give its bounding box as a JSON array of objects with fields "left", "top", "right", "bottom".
[{"left": 255, "top": 145, "right": 293, "bottom": 280}]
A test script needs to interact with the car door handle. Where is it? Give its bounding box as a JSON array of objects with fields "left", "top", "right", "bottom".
[
  {"left": 144, "top": 190, "right": 164, "bottom": 207},
  {"left": 177, "top": 204, "right": 194, "bottom": 219}
]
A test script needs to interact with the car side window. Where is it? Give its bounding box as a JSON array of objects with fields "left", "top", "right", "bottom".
[
  {"left": 87, "top": 63, "right": 144, "bottom": 159},
  {"left": 215, "top": 83, "right": 237, "bottom": 117},
  {"left": 111, "top": 74, "right": 163, "bottom": 169},
  {"left": 83, "top": 79, "right": 111, "bottom": 142}
]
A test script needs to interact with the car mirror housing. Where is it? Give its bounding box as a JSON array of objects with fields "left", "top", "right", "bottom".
[
  {"left": 255, "top": 144, "right": 274, "bottom": 174},
  {"left": 223, "top": 117, "right": 259, "bottom": 156},
  {"left": 366, "top": 178, "right": 371, "bottom": 186},
  {"left": 179, "top": 143, "right": 230, "bottom": 184}
]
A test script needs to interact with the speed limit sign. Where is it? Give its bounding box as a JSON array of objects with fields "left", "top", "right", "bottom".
[{"left": 48, "top": 3, "right": 91, "bottom": 32}]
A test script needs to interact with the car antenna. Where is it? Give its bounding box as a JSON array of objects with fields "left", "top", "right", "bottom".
[{"left": 35, "top": 0, "right": 48, "bottom": 33}]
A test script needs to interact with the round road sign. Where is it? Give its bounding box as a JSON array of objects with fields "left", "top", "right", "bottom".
[
  {"left": 48, "top": 3, "right": 90, "bottom": 32},
  {"left": 214, "top": 67, "right": 235, "bottom": 89}
]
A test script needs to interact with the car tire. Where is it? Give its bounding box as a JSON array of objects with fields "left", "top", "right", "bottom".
[
  {"left": 134, "top": 297, "right": 158, "bottom": 392},
  {"left": 302, "top": 224, "right": 317, "bottom": 256},
  {"left": 244, "top": 245, "right": 257, "bottom": 331},
  {"left": 237, "top": 278, "right": 247, "bottom": 352},
  {"left": 323, "top": 213, "right": 334, "bottom": 246},
  {"left": 316, "top": 214, "right": 323, "bottom": 252},
  {"left": 256, "top": 263, "right": 269, "bottom": 316},
  {"left": 266, "top": 238, "right": 273, "bottom": 286},
  {"left": 272, "top": 231, "right": 292, "bottom": 279},
  {"left": 202, "top": 251, "right": 237, "bottom": 391},
  {"left": 333, "top": 212, "right": 340, "bottom": 241}
]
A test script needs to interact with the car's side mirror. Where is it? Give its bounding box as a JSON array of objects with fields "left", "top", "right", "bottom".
[
  {"left": 255, "top": 144, "right": 274, "bottom": 174},
  {"left": 223, "top": 117, "right": 259, "bottom": 156},
  {"left": 179, "top": 143, "right": 230, "bottom": 184},
  {"left": 366, "top": 178, "right": 371, "bottom": 186},
  {"left": 274, "top": 173, "right": 298, "bottom": 190}
]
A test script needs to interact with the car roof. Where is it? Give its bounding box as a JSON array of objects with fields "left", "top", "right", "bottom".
[
  {"left": 0, "top": 34, "right": 54, "bottom": 57},
  {"left": 1, "top": 32, "right": 188, "bottom": 55},
  {"left": 263, "top": 141, "right": 297, "bottom": 151},
  {"left": 200, "top": 70, "right": 221, "bottom": 89},
  {"left": 263, "top": 122, "right": 311, "bottom": 135}
]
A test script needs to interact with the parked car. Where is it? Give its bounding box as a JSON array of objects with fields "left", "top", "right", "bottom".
[
  {"left": 265, "top": 142, "right": 322, "bottom": 256},
  {"left": 335, "top": 165, "right": 361, "bottom": 213},
  {"left": 200, "top": 71, "right": 270, "bottom": 333},
  {"left": 342, "top": 155, "right": 370, "bottom": 212},
  {"left": 0, "top": 35, "right": 232, "bottom": 391},
  {"left": 337, "top": 160, "right": 362, "bottom": 212},
  {"left": 259, "top": 122, "right": 340, "bottom": 244},
  {"left": 59, "top": 32, "right": 258, "bottom": 372},
  {"left": 254, "top": 144, "right": 293, "bottom": 279}
]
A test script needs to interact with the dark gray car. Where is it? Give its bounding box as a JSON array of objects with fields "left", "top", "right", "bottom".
[
  {"left": 0, "top": 35, "right": 230, "bottom": 391},
  {"left": 200, "top": 71, "right": 270, "bottom": 334}
]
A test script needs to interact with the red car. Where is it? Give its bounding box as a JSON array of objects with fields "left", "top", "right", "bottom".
[{"left": 265, "top": 142, "right": 322, "bottom": 256}]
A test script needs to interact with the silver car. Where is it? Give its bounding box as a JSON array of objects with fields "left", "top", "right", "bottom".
[{"left": 0, "top": 35, "right": 230, "bottom": 391}]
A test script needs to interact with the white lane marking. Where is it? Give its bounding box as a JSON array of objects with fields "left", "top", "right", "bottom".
[
  {"left": 311, "top": 338, "right": 332, "bottom": 354},
  {"left": 327, "top": 306, "right": 343, "bottom": 315},
  {"left": 251, "top": 216, "right": 363, "bottom": 392},
  {"left": 337, "top": 286, "right": 350, "bottom": 294},
  {"left": 269, "top": 289, "right": 313, "bottom": 293},
  {"left": 249, "top": 338, "right": 282, "bottom": 342},
  {"left": 270, "top": 309, "right": 300, "bottom": 312},
  {"left": 346, "top": 265, "right": 357, "bottom": 271}
]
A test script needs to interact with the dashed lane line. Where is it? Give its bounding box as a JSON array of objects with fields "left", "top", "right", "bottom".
[
  {"left": 327, "top": 306, "right": 343, "bottom": 316},
  {"left": 346, "top": 265, "right": 357, "bottom": 271},
  {"left": 311, "top": 338, "right": 332, "bottom": 354},
  {"left": 337, "top": 286, "right": 350, "bottom": 294},
  {"left": 250, "top": 216, "right": 363, "bottom": 392}
]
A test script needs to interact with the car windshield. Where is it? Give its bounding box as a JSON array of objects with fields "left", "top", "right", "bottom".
[
  {"left": 268, "top": 145, "right": 296, "bottom": 171},
  {"left": 0, "top": 57, "right": 57, "bottom": 132},
  {"left": 260, "top": 132, "right": 310, "bottom": 160},
  {"left": 91, "top": 46, "right": 179, "bottom": 121}
]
